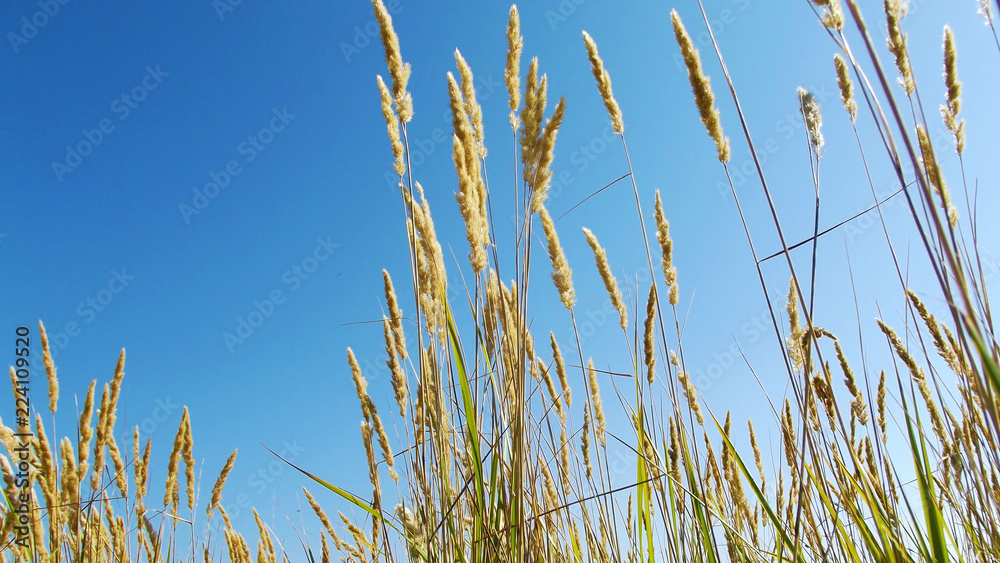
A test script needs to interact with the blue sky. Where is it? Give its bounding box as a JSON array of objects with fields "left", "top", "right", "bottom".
[{"left": 2, "top": 0, "right": 998, "bottom": 552}]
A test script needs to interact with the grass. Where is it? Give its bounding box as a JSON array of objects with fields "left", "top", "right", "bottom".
[{"left": 4, "top": 0, "right": 999, "bottom": 561}]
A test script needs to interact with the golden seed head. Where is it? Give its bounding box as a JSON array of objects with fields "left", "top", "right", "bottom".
[
  {"left": 587, "top": 359, "right": 606, "bottom": 447},
  {"left": 538, "top": 205, "right": 575, "bottom": 310},
  {"left": 207, "top": 449, "right": 238, "bottom": 519},
  {"left": 581, "top": 31, "right": 623, "bottom": 134},
  {"left": 672, "top": 10, "right": 730, "bottom": 163},
  {"left": 449, "top": 71, "right": 489, "bottom": 273},
  {"left": 916, "top": 125, "right": 958, "bottom": 227},
  {"left": 531, "top": 97, "right": 566, "bottom": 213},
  {"left": 833, "top": 54, "right": 857, "bottom": 122},
  {"left": 182, "top": 407, "right": 196, "bottom": 510},
  {"left": 583, "top": 227, "right": 627, "bottom": 330},
  {"left": 372, "top": 0, "right": 412, "bottom": 121},
  {"left": 550, "top": 332, "right": 571, "bottom": 407},
  {"left": 383, "top": 317, "right": 408, "bottom": 418},
  {"left": 38, "top": 320, "right": 58, "bottom": 413},
  {"left": 941, "top": 26, "right": 966, "bottom": 155},
  {"left": 348, "top": 348, "right": 371, "bottom": 421},
  {"left": 943, "top": 26, "right": 961, "bottom": 116},
  {"left": 885, "top": 0, "right": 915, "bottom": 95},
  {"left": 520, "top": 58, "right": 545, "bottom": 167},
  {"left": 382, "top": 269, "right": 407, "bottom": 359},
  {"left": 643, "top": 283, "right": 657, "bottom": 384},
  {"left": 455, "top": 49, "right": 486, "bottom": 157},
  {"left": 505, "top": 5, "right": 523, "bottom": 128},
  {"left": 678, "top": 371, "right": 704, "bottom": 425},
  {"left": 797, "top": 87, "right": 824, "bottom": 154},
  {"left": 376, "top": 75, "right": 405, "bottom": 176},
  {"left": 581, "top": 405, "right": 592, "bottom": 478},
  {"left": 811, "top": 0, "right": 844, "bottom": 30},
  {"left": 654, "top": 190, "right": 679, "bottom": 304}
]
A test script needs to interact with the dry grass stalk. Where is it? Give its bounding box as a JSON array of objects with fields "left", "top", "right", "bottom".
[{"left": 376, "top": 75, "right": 405, "bottom": 176}]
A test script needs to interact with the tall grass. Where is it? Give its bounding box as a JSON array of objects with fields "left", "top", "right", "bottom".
[{"left": 3, "top": 0, "right": 998, "bottom": 561}]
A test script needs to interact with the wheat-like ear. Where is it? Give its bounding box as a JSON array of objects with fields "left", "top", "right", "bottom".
[
  {"left": 833, "top": 54, "right": 857, "bottom": 122},
  {"left": 505, "top": 5, "right": 522, "bottom": 128},
  {"left": 643, "top": 284, "right": 657, "bottom": 384},
  {"left": 582, "top": 227, "right": 626, "bottom": 330},
  {"left": 941, "top": 26, "right": 965, "bottom": 154},
  {"left": 810, "top": 0, "right": 844, "bottom": 30},
  {"left": 885, "top": 0, "right": 915, "bottom": 95},
  {"left": 797, "top": 87, "right": 824, "bottom": 154},
  {"left": 538, "top": 205, "right": 575, "bottom": 310},
  {"left": 372, "top": 0, "right": 412, "bottom": 121},
  {"left": 581, "top": 31, "right": 623, "bottom": 134},
  {"left": 207, "top": 450, "right": 237, "bottom": 519},
  {"left": 672, "top": 10, "right": 729, "bottom": 163},
  {"left": 37, "top": 321, "right": 59, "bottom": 413},
  {"left": 376, "top": 75, "right": 405, "bottom": 176}
]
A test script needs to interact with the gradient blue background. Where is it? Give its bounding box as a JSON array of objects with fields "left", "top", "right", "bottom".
[{"left": 2, "top": 0, "right": 997, "bottom": 553}]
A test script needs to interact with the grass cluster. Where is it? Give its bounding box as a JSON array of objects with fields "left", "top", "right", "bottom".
[{"left": 4, "top": 0, "right": 1000, "bottom": 561}]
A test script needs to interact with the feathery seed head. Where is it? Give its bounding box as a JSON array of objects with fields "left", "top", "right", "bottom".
[
  {"left": 377, "top": 75, "right": 405, "bottom": 176},
  {"left": 372, "top": 0, "right": 412, "bottom": 121},
  {"left": 643, "top": 284, "right": 657, "bottom": 384},
  {"left": 382, "top": 270, "right": 407, "bottom": 359},
  {"left": 581, "top": 31, "right": 623, "bottom": 134},
  {"left": 833, "top": 54, "right": 857, "bottom": 122},
  {"left": 539, "top": 205, "right": 575, "bottom": 309},
  {"left": 811, "top": 0, "right": 844, "bottom": 30},
  {"left": 531, "top": 97, "right": 566, "bottom": 213},
  {"left": 916, "top": 125, "right": 958, "bottom": 226},
  {"left": 672, "top": 10, "right": 730, "bottom": 162},
  {"left": 455, "top": 50, "right": 486, "bottom": 157},
  {"left": 583, "top": 227, "right": 627, "bottom": 330},
  {"left": 505, "top": 5, "right": 523, "bottom": 127},
  {"left": 797, "top": 87, "right": 824, "bottom": 154},
  {"left": 885, "top": 0, "right": 915, "bottom": 95},
  {"left": 39, "top": 320, "right": 58, "bottom": 413},
  {"left": 941, "top": 26, "right": 966, "bottom": 154}
]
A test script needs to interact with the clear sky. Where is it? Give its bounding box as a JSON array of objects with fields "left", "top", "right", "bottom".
[{"left": 3, "top": 0, "right": 998, "bottom": 552}]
